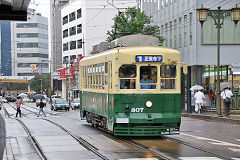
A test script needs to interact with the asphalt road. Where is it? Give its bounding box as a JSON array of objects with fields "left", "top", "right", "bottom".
[{"left": 1, "top": 102, "right": 240, "bottom": 160}]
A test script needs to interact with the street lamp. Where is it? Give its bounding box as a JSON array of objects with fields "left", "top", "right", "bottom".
[{"left": 197, "top": 5, "right": 240, "bottom": 115}]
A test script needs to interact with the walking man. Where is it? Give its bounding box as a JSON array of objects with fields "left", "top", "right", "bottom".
[
  {"left": 194, "top": 89, "right": 206, "bottom": 114},
  {"left": 221, "top": 87, "right": 233, "bottom": 117},
  {"left": 15, "top": 97, "right": 23, "bottom": 118},
  {"left": 38, "top": 99, "right": 46, "bottom": 117}
]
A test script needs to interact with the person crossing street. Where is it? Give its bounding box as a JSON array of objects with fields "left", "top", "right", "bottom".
[
  {"left": 38, "top": 99, "right": 46, "bottom": 117},
  {"left": 15, "top": 97, "right": 23, "bottom": 118}
]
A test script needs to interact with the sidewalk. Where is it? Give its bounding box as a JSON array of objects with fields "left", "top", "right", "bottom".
[{"left": 182, "top": 111, "right": 240, "bottom": 125}]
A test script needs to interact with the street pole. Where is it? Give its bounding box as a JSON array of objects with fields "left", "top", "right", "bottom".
[
  {"left": 216, "top": 6, "right": 221, "bottom": 115},
  {"left": 41, "top": 63, "right": 43, "bottom": 95}
]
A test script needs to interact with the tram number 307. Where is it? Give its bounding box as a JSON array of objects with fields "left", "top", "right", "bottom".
[{"left": 131, "top": 108, "right": 144, "bottom": 112}]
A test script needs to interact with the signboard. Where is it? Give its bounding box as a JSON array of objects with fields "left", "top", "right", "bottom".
[
  {"left": 57, "top": 66, "right": 75, "bottom": 80},
  {"left": 136, "top": 55, "right": 162, "bottom": 62},
  {"left": 53, "top": 72, "right": 60, "bottom": 80},
  {"left": 232, "top": 62, "right": 240, "bottom": 75},
  {"left": 30, "top": 64, "right": 37, "bottom": 71}
]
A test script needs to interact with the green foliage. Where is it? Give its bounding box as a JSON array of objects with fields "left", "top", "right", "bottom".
[
  {"left": 106, "top": 7, "right": 164, "bottom": 43},
  {"left": 29, "top": 74, "right": 50, "bottom": 95}
]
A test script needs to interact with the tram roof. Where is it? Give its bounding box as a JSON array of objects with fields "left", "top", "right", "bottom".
[{"left": 81, "top": 46, "right": 180, "bottom": 63}]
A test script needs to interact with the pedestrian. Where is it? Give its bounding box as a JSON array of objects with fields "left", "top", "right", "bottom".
[
  {"left": 194, "top": 89, "right": 206, "bottom": 114},
  {"left": 208, "top": 90, "right": 215, "bottom": 107},
  {"left": 221, "top": 87, "right": 233, "bottom": 117},
  {"left": 38, "top": 99, "right": 46, "bottom": 117},
  {"left": 15, "top": 97, "right": 23, "bottom": 118}
]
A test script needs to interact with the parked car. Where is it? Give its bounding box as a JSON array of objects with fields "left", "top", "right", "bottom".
[
  {"left": 51, "top": 98, "right": 69, "bottom": 111},
  {"left": 6, "top": 96, "right": 17, "bottom": 102},
  {"left": 35, "top": 95, "right": 47, "bottom": 107},
  {"left": 71, "top": 98, "right": 80, "bottom": 110}
]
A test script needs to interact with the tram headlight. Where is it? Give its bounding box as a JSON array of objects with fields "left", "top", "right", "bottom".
[{"left": 146, "top": 101, "right": 152, "bottom": 108}]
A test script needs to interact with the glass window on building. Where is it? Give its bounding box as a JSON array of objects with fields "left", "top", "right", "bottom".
[
  {"left": 189, "top": 12, "right": 193, "bottom": 45},
  {"left": 63, "top": 43, "right": 68, "bottom": 51},
  {"left": 69, "top": 26, "right": 76, "bottom": 36},
  {"left": 16, "top": 23, "right": 37, "bottom": 28},
  {"left": 17, "top": 43, "right": 38, "bottom": 48},
  {"left": 63, "top": 29, "right": 68, "bottom": 38},
  {"left": 77, "top": 9, "right": 82, "bottom": 19},
  {"left": 77, "top": 39, "right": 83, "bottom": 48},
  {"left": 69, "top": 12, "right": 76, "bottom": 22},
  {"left": 119, "top": 65, "right": 136, "bottom": 89},
  {"left": 63, "top": 15, "right": 68, "bottom": 25},
  {"left": 179, "top": 17, "right": 182, "bottom": 48},
  {"left": 184, "top": 15, "right": 187, "bottom": 47},
  {"left": 77, "top": 24, "right": 82, "bottom": 34},
  {"left": 70, "top": 41, "right": 76, "bottom": 50},
  {"left": 174, "top": 19, "right": 177, "bottom": 48},
  {"left": 17, "top": 53, "right": 48, "bottom": 58},
  {"left": 202, "top": 15, "right": 240, "bottom": 44}
]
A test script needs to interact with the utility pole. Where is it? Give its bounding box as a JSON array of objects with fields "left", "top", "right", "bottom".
[{"left": 41, "top": 63, "right": 43, "bottom": 95}]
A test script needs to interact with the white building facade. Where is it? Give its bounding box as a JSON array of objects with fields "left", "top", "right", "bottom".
[
  {"left": 11, "top": 9, "right": 49, "bottom": 76},
  {"left": 60, "top": 0, "right": 138, "bottom": 99},
  {"left": 140, "top": 0, "right": 240, "bottom": 84}
]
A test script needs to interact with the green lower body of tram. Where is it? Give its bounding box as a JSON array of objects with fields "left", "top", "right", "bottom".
[{"left": 80, "top": 92, "right": 181, "bottom": 136}]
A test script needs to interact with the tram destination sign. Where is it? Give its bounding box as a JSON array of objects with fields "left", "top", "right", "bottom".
[{"left": 136, "top": 55, "right": 162, "bottom": 62}]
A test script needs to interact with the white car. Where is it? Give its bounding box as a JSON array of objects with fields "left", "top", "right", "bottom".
[{"left": 71, "top": 98, "right": 80, "bottom": 110}]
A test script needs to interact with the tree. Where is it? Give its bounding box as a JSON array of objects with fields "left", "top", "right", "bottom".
[
  {"left": 29, "top": 74, "right": 50, "bottom": 95},
  {"left": 106, "top": 7, "right": 164, "bottom": 43}
]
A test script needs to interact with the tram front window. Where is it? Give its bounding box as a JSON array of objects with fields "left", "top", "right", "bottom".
[
  {"left": 160, "top": 65, "right": 176, "bottom": 89},
  {"left": 119, "top": 65, "right": 136, "bottom": 89},
  {"left": 140, "top": 66, "right": 157, "bottom": 90}
]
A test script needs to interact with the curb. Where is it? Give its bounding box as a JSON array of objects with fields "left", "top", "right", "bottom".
[{"left": 181, "top": 113, "right": 240, "bottom": 125}]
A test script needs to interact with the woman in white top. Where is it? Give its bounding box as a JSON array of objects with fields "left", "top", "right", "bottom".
[{"left": 221, "top": 87, "right": 233, "bottom": 117}]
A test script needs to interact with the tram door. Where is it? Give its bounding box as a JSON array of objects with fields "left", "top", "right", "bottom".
[{"left": 107, "top": 61, "right": 113, "bottom": 129}]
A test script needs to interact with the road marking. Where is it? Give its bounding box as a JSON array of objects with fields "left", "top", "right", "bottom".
[
  {"left": 236, "top": 139, "right": 240, "bottom": 142},
  {"left": 179, "top": 157, "right": 222, "bottom": 160},
  {"left": 181, "top": 133, "right": 240, "bottom": 148},
  {"left": 228, "top": 148, "right": 240, "bottom": 152}
]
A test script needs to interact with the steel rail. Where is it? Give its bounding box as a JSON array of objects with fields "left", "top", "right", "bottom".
[
  {"left": 16, "top": 119, "right": 47, "bottom": 160},
  {"left": 23, "top": 103, "right": 57, "bottom": 116},
  {"left": 42, "top": 118, "right": 109, "bottom": 160},
  {"left": 165, "top": 136, "right": 232, "bottom": 160},
  {"left": 4, "top": 102, "right": 27, "bottom": 117}
]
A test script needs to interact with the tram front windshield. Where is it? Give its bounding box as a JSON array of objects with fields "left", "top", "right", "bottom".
[{"left": 119, "top": 64, "right": 176, "bottom": 90}]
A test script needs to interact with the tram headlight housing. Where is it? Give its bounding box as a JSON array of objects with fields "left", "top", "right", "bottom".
[{"left": 146, "top": 101, "right": 152, "bottom": 108}]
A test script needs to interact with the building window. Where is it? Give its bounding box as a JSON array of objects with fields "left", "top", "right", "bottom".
[
  {"left": 16, "top": 33, "right": 48, "bottom": 39},
  {"left": 69, "top": 26, "right": 76, "bottom": 36},
  {"left": 16, "top": 23, "right": 48, "bottom": 30},
  {"left": 17, "top": 43, "right": 38, "bottom": 48},
  {"left": 70, "top": 41, "right": 76, "bottom": 50},
  {"left": 63, "top": 43, "right": 68, "bottom": 51},
  {"left": 174, "top": 19, "right": 177, "bottom": 48},
  {"left": 184, "top": 15, "right": 187, "bottom": 47},
  {"left": 63, "top": 15, "right": 68, "bottom": 25},
  {"left": 189, "top": 13, "right": 192, "bottom": 45},
  {"left": 77, "top": 39, "right": 83, "bottom": 48},
  {"left": 165, "top": 23, "right": 168, "bottom": 46},
  {"left": 77, "top": 9, "right": 82, "bottom": 19},
  {"left": 16, "top": 23, "right": 37, "bottom": 28},
  {"left": 17, "top": 53, "right": 48, "bottom": 58},
  {"left": 69, "top": 12, "right": 76, "bottom": 22},
  {"left": 77, "top": 24, "right": 82, "bottom": 34},
  {"left": 179, "top": 17, "right": 182, "bottom": 48},
  {"left": 63, "top": 29, "right": 68, "bottom": 38},
  {"left": 170, "top": 21, "right": 172, "bottom": 48}
]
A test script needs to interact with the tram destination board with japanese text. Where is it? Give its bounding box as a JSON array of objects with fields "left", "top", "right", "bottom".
[{"left": 136, "top": 55, "right": 162, "bottom": 62}]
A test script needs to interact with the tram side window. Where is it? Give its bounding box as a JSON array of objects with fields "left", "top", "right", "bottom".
[
  {"left": 119, "top": 65, "right": 136, "bottom": 89},
  {"left": 105, "top": 62, "right": 108, "bottom": 85},
  {"left": 140, "top": 66, "right": 157, "bottom": 90},
  {"left": 160, "top": 65, "right": 176, "bottom": 89}
]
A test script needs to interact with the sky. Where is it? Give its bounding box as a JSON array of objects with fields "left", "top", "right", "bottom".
[{"left": 29, "top": 0, "right": 50, "bottom": 18}]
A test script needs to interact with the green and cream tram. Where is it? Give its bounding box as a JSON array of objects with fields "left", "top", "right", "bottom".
[{"left": 79, "top": 46, "right": 182, "bottom": 136}]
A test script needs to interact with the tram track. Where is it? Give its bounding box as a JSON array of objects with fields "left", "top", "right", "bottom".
[
  {"left": 16, "top": 119, "right": 47, "bottom": 160},
  {"left": 42, "top": 118, "right": 109, "bottom": 160},
  {"left": 3, "top": 102, "right": 27, "bottom": 117},
  {"left": 164, "top": 136, "right": 232, "bottom": 160}
]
